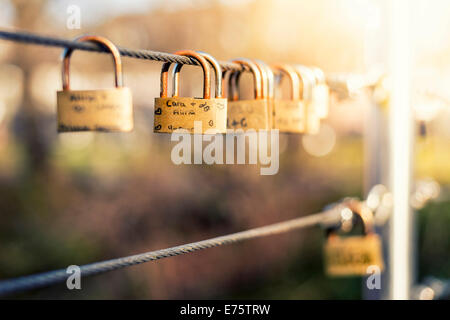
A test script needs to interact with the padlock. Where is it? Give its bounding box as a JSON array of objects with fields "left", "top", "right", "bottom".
[
  {"left": 154, "top": 50, "right": 226, "bottom": 134},
  {"left": 171, "top": 51, "right": 227, "bottom": 134},
  {"left": 324, "top": 200, "right": 384, "bottom": 276},
  {"left": 57, "top": 35, "right": 133, "bottom": 133},
  {"left": 310, "top": 66, "right": 330, "bottom": 119},
  {"left": 253, "top": 59, "right": 274, "bottom": 130},
  {"left": 295, "top": 65, "right": 321, "bottom": 135},
  {"left": 271, "top": 64, "right": 306, "bottom": 133},
  {"left": 226, "top": 58, "right": 269, "bottom": 130}
]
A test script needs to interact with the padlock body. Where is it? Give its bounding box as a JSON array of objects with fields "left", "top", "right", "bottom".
[
  {"left": 324, "top": 234, "right": 384, "bottom": 276},
  {"left": 57, "top": 87, "right": 133, "bottom": 132},
  {"left": 227, "top": 99, "right": 269, "bottom": 130},
  {"left": 273, "top": 100, "right": 306, "bottom": 133},
  {"left": 154, "top": 97, "right": 227, "bottom": 134},
  {"left": 313, "top": 84, "right": 330, "bottom": 119}
]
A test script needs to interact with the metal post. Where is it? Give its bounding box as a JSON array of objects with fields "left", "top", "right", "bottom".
[
  {"left": 362, "top": 0, "right": 415, "bottom": 300},
  {"left": 387, "top": 0, "right": 414, "bottom": 300}
]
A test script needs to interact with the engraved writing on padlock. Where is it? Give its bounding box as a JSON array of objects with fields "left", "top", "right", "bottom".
[
  {"left": 57, "top": 35, "right": 133, "bottom": 132},
  {"left": 226, "top": 59, "right": 269, "bottom": 131},
  {"left": 154, "top": 98, "right": 224, "bottom": 133},
  {"left": 153, "top": 50, "right": 227, "bottom": 134},
  {"left": 324, "top": 201, "right": 384, "bottom": 276},
  {"left": 272, "top": 64, "right": 306, "bottom": 133}
]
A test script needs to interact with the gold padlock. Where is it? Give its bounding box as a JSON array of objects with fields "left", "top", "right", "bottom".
[
  {"left": 324, "top": 200, "right": 384, "bottom": 276},
  {"left": 272, "top": 64, "right": 306, "bottom": 133},
  {"left": 295, "top": 65, "right": 320, "bottom": 135},
  {"left": 57, "top": 35, "right": 133, "bottom": 133},
  {"left": 253, "top": 59, "right": 274, "bottom": 130},
  {"left": 154, "top": 50, "right": 226, "bottom": 134},
  {"left": 227, "top": 58, "right": 269, "bottom": 130},
  {"left": 310, "top": 66, "right": 330, "bottom": 119},
  {"left": 172, "top": 51, "right": 227, "bottom": 134}
]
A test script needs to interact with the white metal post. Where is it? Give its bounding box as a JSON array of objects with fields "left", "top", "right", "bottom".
[
  {"left": 362, "top": 0, "right": 415, "bottom": 300},
  {"left": 388, "top": 0, "right": 414, "bottom": 300}
]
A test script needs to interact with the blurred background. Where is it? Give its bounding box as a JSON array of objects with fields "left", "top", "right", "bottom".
[{"left": 0, "top": 0, "right": 449, "bottom": 299}]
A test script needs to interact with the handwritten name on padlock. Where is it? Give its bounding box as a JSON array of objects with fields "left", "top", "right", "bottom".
[
  {"left": 154, "top": 97, "right": 226, "bottom": 133},
  {"left": 57, "top": 88, "right": 133, "bottom": 132}
]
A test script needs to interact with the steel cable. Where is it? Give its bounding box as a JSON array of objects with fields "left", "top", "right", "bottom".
[
  {"left": 0, "top": 207, "right": 343, "bottom": 296},
  {"left": 0, "top": 29, "right": 382, "bottom": 92},
  {"left": 0, "top": 29, "right": 242, "bottom": 71}
]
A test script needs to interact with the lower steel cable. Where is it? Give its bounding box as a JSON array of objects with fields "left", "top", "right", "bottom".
[{"left": 0, "top": 208, "right": 342, "bottom": 296}]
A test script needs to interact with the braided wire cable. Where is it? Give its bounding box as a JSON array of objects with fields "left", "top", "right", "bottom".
[
  {"left": 0, "top": 208, "right": 342, "bottom": 296},
  {"left": 0, "top": 29, "right": 383, "bottom": 92},
  {"left": 0, "top": 29, "right": 242, "bottom": 71}
]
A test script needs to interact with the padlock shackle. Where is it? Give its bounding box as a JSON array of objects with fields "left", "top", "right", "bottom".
[
  {"left": 310, "top": 66, "right": 326, "bottom": 85},
  {"left": 294, "top": 65, "right": 316, "bottom": 101},
  {"left": 221, "top": 69, "right": 230, "bottom": 99},
  {"left": 61, "top": 35, "right": 123, "bottom": 91},
  {"left": 228, "top": 70, "right": 241, "bottom": 101},
  {"left": 254, "top": 59, "right": 275, "bottom": 100},
  {"left": 171, "top": 52, "right": 222, "bottom": 99},
  {"left": 253, "top": 60, "right": 269, "bottom": 100},
  {"left": 160, "top": 61, "right": 172, "bottom": 98},
  {"left": 327, "top": 199, "right": 376, "bottom": 238},
  {"left": 198, "top": 51, "right": 223, "bottom": 98},
  {"left": 229, "top": 58, "right": 263, "bottom": 101},
  {"left": 272, "top": 64, "right": 301, "bottom": 101},
  {"left": 160, "top": 50, "right": 211, "bottom": 99},
  {"left": 262, "top": 62, "right": 275, "bottom": 100}
]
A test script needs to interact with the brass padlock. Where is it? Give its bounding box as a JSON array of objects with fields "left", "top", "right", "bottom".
[
  {"left": 272, "top": 64, "right": 306, "bottom": 133},
  {"left": 295, "top": 65, "right": 320, "bottom": 135},
  {"left": 324, "top": 200, "right": 384, "bottom": 276},
  {"left": 57, "top": 35, "right": 133, "bottom": 133},
  {"left": 254, "top": 59, "right": 274, "bottom": 130},
  {"left": 172, "top": 51, "right": 227, "bottom": 134},
  {"left": 154, "top": 50, "right": 226, "bottom": 134},
  {"left": 226, "top": 58, "right": 269, "bottom": 130},
  {"left": 311, "top": 66, "right": 330, "bottom": 119}
]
